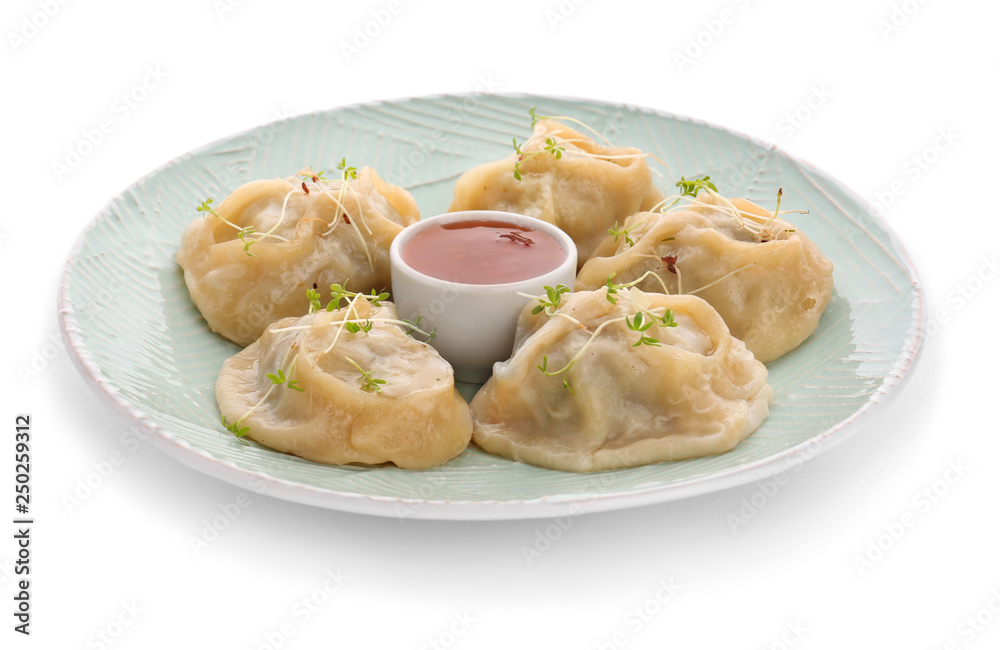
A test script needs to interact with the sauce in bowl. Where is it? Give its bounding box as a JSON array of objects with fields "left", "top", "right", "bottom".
[
  {"left": 389, "top": 211, "right": 577, "bottom": 382},
  {"left": 400, "top": 220, "right": 566, "bottom": 285}
]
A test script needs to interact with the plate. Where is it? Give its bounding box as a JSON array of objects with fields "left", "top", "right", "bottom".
[{"left": 58, "top": 93, "right": 924, "bottom": 520}]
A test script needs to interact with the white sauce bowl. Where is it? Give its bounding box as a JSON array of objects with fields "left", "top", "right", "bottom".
[{"left": 389, "top": 210, "right": 577, "bottom": 383}]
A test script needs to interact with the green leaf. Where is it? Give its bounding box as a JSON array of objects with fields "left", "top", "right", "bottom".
[
  {"left": 533, "top": 284, "right": 571, "bottom": 315},
  {"left": 306, "top": 288, "right": 322, "bottom": 312},
  {"left": 336, "top": 158, "right": 357, "bottom": 180},
  {"left": 675, "top": 175, "right": 717, "bottom": 198},
  {"left": 605, "top": 273, "right": 620, "bottom": 304},
  {"left": 196, "top": 198, "right": 219, "bottom": 218}
]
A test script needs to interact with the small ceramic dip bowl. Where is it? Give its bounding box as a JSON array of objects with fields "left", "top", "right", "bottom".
[{"left": 390, "top": 210, "right": 577, "bottom": 383}]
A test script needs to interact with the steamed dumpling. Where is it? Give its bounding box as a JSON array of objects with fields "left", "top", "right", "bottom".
[
  {"left": 577, "top": 190, "right": 833, "bottom": 363},
  {"left": 470, "top": 287, "right": 772, "bottom": 472},
  {"left": 449, "top": 119, "right": 662, "bottom": 266},
  {"left": 178, "top": 167, "right": 419, "bottom": 346},
  {"left": 216, "top": 299, "right": 472, "bottom": 469}
]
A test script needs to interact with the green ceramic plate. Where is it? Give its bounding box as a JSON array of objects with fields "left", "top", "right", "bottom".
[{"left": 58, "top": 94, "right": 923, "bottom": 520}]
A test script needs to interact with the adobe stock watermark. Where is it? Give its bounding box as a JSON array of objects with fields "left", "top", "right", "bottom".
[
  {"left": 212, "top": 0, "right": 249, "bottom": 20},
  {"left": 382, "top": 74, "right": 502, "bottom": 187},
  {"left": 709, "top": 82, "right": 834, "bottom": 193},
  {"left": 869, "top": 126, "right": 960, "bottom": 216},
  {"left": 544, "top": 0, "right": 590, "bottom": 31},
  {"left": 596, "top": 578, "right": 682, "bottom": 649},
  {"left": 62, "top": 424, "right": 151, "bottom": 514},
  {"left": 672, "top": 0, "right": 753, "bottom": 73},
  {"left": 251, "top": 569, "right": 349, "bottom": 650},
  {"left": 393, "top": 470, "right": 448, "bottom": 521},
  {"left": 726, "top": 436, "right": 825, "bottom": 533},
  {"left": 51, "top": 64, "right": 169, "bottom": 182},
  {"left": 876, "top": 0, "right": 930, "bottom": 41},
  {"left": 601, "top": 110, "right": 627, "bottom": 142},
  {"left": 85, "top": 600, "right": 144, "bottom": 650},
  {"left": 520, "top": 467, "right": 624, "bottom": 565},
  {"left": 758, "top": 620, "right": 808, "bottom": 650},
  {"left": 926, "top": 253, "right": 999, "bottom": 339},
  {"left": 929, "top": 588, "right": 1000, "bottom": 649},
  {"left": 774, "top": 85, "right": 834, "bottom": 141},
  {"left": 20, "top": 274, "right": 127, "bottom": 386},
  {"left": 417, "top": 611, "right": 476, "bottom": 650},
  {"left": 7, "top": 0, "right": 72, "bottom": 54},
  {"left": 953, "top": 588, "right": 1000, "bottom": 647},
  {"left": 340, "top": 0, "right": 411, "bottom": 63},
  {"left": 439, "top": 74, "right": 502, "bottom": 128},
  {"left": 188, "top": 476, "right": 267, "bottom": 556},
  {"left": 0, "top": 555, "right": 15, "bottom": 588},
  {"left": 852, "top": 459, "right": 970, "bottom": 576},
  {"left": 520, "top": 503, "right": 584, "bottom": 566}
]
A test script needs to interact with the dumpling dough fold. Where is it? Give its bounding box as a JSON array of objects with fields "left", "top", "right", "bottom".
[
  {"left": 471, "top": 288, "right": 772, "bottom": 472},
  {"left": 178, "top": 167, "right": 419, "bottom": 346},
  {"left": 216, "top": 300, "right": 472, "bottom": 469},
  {"left": 577, "top": 192, "right": 833, "bottom": 363},
  {"left": 449, "top": 119, "right": 662, "bottom": 267}
]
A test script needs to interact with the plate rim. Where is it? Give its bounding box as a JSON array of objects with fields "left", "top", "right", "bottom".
[{"left": 57, "top": 91, "right": 926, "bottom": 520}]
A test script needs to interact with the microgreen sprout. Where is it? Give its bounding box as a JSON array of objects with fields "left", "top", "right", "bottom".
[
  {"left": 344, "top": 356, "right": 386, "bottom": 393},
  {"left": 605, "top": 271, "right": 672, "bottom": 303},
  {"left": 366, "top": 289, "right": 390, "bottom": 307},
  {"left": 325, "top": 282, "right": 354, "bottom": 310},
  {"left": 196, "top": 198, "right": 220, "bottom": 218},
  {"left": 197, "top": 197, "right": 269, "bottom": 256},
  {"left": 530, "top": 284, "right": 571, "bottom": 315},
  {"left": 401, "top": 317, "right": 437, "bottom": 340},
  {"left": 237, "top": 226, "right": 257, "bottom": 256},
  {"left": 544, "top": 137, "right": 565, "bottom": 159},
  {"left": 675, "top": 175, "right": 718, "bottom": 198},
  {"left": 512, "top": 136, "right": 569, "bottom": 180},
  {"left": 295, "top": 162, "right": 376, "bottom": 271},
  {"left": 324, "top": 284, "right": 390, "bottom": 312},
  {"left": 197, "top": 197, "right": 253, "bottom": 240},
  {"left": 307, "top": 287, "right": 322, "bottom": 312},
  {"left": 513, "top": 107, "right": 669, "bottom": 181},
  {"left": 336, "top": 158, "right": 358, "bottom": 180},
  {"left": 266, "top": 367, "right": 304, "bottom": 391},
  {"left": 625, "top": 312, "right": 660, "bottom": 347},
  {"left": 536, "top": 355, "right": 574, "bottom": 393},
  {"left": 344, "top": 320, "right": 374, "bottom": 334},
  {"left": 605, "top": 273, "right": 621, "bottom": 304},
  {"left": 608, "top": 218, "right": 644, "bottom": 248},
  {"left": 533, "top": 285, "right": 681, "bottom": 393},
  {"left": 759, "top": 188, "right": 784, "bottom": 241},
  {"left": 299, "top": 169, "right": 327, "bottom": 183},
  {"left": 221, "top": 414, "right": 250, "bottom": 446},
  {"left": 529, "top": 107, "right": 614, "bottom": 145},
  {"left": 646, "top": 177, "right": 810, "bottom": 245}
]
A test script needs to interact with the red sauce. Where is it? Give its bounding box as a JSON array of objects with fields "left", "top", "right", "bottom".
[{"left": 401, "top": 220, "right": 565, "bottom": 284}]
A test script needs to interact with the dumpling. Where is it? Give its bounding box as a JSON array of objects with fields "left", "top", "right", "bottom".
[
  {"left": 470, "top": 286, "right": 772, "bottom": 472},
  {"left": 577, "top": 186, "right": 833, "bottom": 363},
  {"left": 178, "top": 166, "right": 419, "bottom": 346},
  {"left": 449, "top": 119, "right": 662, "bottom": 266},
  {"left": 216, "top": 297, "right": 472, "bottom": 469}
]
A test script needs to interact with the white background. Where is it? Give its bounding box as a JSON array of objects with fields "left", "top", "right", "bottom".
[{"left": 2, "top": 0, "right": 998, "bottom": 647}]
